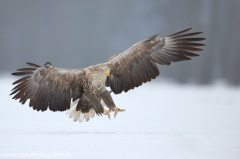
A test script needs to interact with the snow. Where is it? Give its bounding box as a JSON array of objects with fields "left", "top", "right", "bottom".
[{"left": 0, "top": 77, "right": 240, "bottom": 159}]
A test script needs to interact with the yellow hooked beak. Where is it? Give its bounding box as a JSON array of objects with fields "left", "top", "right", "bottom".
[{"left": 105, "top": 70, "right": 110, "bottom": 77}]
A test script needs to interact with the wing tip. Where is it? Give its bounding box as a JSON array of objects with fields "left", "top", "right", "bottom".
[
  {"left": 168, "top": 28, "right": 192, "bottom": 37},
  {"left": 26, "top": 62, "right": 41, "bottom": 68}
]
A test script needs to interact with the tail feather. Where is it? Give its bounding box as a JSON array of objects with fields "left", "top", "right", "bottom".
[
  {"left": 79, "top": 113, "right": 84, "bottom": 122},
  {"left": 84, "top": 113, "right": 90, "bottom": 122},
  {"left": 69, "top": 109, "right": 77, "bottom": 118},
  {"left": 73, "top": 111, "right": 81, "bottom": 122},
  {"left": 89, "top": 109, "right": 95, "bottom": 118},
  {"left": 66, "top": 99, "right": 79, "bottom": 115},
  {"left": 100, "top": 99, "right": 106, "bottom": 106},
  {"left": 66, "top": 99, "right": 100, "bottom": 122}
]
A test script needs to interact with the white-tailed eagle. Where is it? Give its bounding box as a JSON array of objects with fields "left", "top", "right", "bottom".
[{"left": 10, "top": 28, "right": 205, "bottom": 122}]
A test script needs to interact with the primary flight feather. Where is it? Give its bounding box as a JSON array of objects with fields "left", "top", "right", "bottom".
[{"left": 10, "top": 28, "right": 205, "bottom": 122}]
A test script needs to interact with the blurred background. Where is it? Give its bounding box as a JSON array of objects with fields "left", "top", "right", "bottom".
[
  {"left": 1, "top": 1, "right": 240, "bottom": 158},
  {"left": 1, "top": 0, "right": 240, "bottom": 85}
]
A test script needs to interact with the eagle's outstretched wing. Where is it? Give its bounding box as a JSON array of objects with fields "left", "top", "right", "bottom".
[
  {"left": 10, "top": 62, "right": 85, "bottom": 112},
  {"left": 107, "top": 28, "right": 205, "bottom": 94}
]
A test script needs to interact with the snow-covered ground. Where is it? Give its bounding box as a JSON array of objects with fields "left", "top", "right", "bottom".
[{"left": 0, "top": 77, "right": 239, "bottom": 159}]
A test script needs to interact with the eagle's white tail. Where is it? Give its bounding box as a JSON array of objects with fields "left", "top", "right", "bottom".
[{"left": 66, "top": 99, "right": 98, "bottom": 122}]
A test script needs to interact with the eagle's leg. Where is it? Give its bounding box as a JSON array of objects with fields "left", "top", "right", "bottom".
[
  {"left": 102, "top": 89, "right": 125, "bottom": 118},
  {"left": 100, "top": 98, "right": 111, "bottom": 119}
]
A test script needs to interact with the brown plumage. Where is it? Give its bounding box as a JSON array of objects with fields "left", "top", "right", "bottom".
[{"left": 11, "top": 28, "right": 205, "bottom": 122}]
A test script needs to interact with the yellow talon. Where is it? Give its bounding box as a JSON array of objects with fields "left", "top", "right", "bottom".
[
  {"left": 114, "top": 107, "right": 125, "bottom": 118},
  {"left": 104, "top": 109, "right": 111, "bottom": 119}
]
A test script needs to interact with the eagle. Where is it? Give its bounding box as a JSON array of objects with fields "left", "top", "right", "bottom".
[{"left": 10, "top": 28, "right": 205, "bottom": 122}]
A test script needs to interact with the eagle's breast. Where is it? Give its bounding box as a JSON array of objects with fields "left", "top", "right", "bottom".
[{"left": 83, "top": 69, "right": 107, "bottom": 97}]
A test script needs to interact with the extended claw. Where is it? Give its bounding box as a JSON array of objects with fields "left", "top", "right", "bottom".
[
  {"left": 114, "top": 107, "right": 125, "bottom": 118},
  {"left": 104, "top": 109, "right": 111, "bottom": 119}
]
